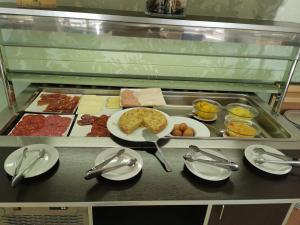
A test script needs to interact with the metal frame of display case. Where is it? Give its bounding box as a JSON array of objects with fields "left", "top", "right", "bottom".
[
  {"left": 0, "top": 7, "right": 300, "bottom": 114},
  {"left": 1, "top": 9, "right": 300, "bottom": 225}
]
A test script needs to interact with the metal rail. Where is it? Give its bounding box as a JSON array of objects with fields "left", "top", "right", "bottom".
[
  {"left": 0, "top": 47, "right": 15, "bottom": 110},
  {"left": 1, "top": 7, "right": 300, "bottom": 33},
  {"left": 273, "top": 48, "right": 300, "bottom": 113}
]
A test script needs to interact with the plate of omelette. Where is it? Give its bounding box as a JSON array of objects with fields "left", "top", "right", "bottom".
[{"left": 107, "top": 107, "right": 173, "bottom": 142}]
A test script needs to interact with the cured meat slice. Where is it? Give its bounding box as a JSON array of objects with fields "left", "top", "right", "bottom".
[
  {"left": 77, "top": 114, "right": 98, "bottom": 126},
  {"left": 121, "top": 90, "right": 140, "bottom": 107},
  {"left": 92, "top": 115, "right": 109, "bottom": 128},
  {"left": 10, "top": 114, "right": 72, "bottom": 136},
  {"left": 37, "top": 93, "right": 80, "bottom": 113},
  {"left": 76, "top": 114, "right": 110, "bottom": 137},
  {"left": 88, "top": 126, "right": 110, "bottom": 137}
]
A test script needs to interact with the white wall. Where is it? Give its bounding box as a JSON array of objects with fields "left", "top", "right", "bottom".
[{"left": 274, "top": 0, "right": 300, "bottom": 23}]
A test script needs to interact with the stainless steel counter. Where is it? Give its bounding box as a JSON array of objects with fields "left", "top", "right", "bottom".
[{"left": 0, "top": 86, "right": 300, "bottom": 150}]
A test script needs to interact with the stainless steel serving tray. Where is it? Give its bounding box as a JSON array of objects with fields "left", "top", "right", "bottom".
[
  {"left": 0, "top": 85, "right": 300, "bottom": 149},
  {"left": 156, "top": 93, "right": 291, "bottom": 139}
]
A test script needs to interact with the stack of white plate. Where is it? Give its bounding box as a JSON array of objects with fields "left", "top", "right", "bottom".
[{"left": 284, "top": 110, "right": 300, "bottom": 129}]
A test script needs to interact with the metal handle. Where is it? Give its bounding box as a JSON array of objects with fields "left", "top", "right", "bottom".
[
  {"left": 263, "top": 160, "right": 300, "bottom": 166},
  {"left": 261, "top": 151, "right": 295, "bottom": 161},
  {"left": 85, "top": 162, "right": 131, "bottom": 180},
  {"left": 219, "top": 205, "right": 225, "bottom": 220},
  {"left": 86, "top": 149, "right": 125, "bottom": 173},
  {"left": 13, "top": 147, "right": 28, "bottom": 177},
  {"left": 11, "top": 152, "right": 44, "bottom": 187},
  {"left": 191, "top": 158, "right": 239, "bottom": 171},
  {"left": 272, "top": 47, "right": 300, "bottom": 114},
  {"left": 154, "top": 142, "right": 172, "bottom": 172},
  {"left": 11, "top": 173, "right": 24, "bottom": 188}
]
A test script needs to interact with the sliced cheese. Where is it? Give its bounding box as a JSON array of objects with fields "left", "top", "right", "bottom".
[
  {"left": 106, "top": 96, "right": 121, "bottom": 109},
  {"left": 77, "top": 95, "right": 104, "bottom": 115}
]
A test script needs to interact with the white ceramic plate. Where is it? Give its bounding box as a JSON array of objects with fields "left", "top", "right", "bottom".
[
  {"left": 4, "top": 144, "right": 59, "bottom": 178},
  {"left": 244, "top": 144, "right": 292, "bottom": 175},
  {"left": 184, "top": 149, "right": 232, "bottom": 181},
  {"left": 170, "top": 116, "right": 210, "bottom": 137},
  {"left": 95, "top": 147, "right": 143, "bottom": 181},
  {"left": 192, "top": 110, "right": 218, "bottom": 122},
  {"left": 107, "top": 108, "right": 173, "bottom": 142},
  {"left": 26, "top": 92, "right": 81, "bottom": 114}
]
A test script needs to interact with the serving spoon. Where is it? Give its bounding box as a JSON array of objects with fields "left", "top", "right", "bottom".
[
  {"left": 254, "top": 157, "right": 300, "bottom": 166},
  {"left": 142, "top": 129, "right": 172, "bottom": 172},
  {"left": 253, "top": 148, "right": 298, "bottom": 161}
]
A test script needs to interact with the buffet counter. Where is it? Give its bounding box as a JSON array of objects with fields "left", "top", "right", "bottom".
[
  {"left": 0, "top": 146, "right": 300, "bottom": 206},
  {"left": 1, "top": 87, "right": 300, "bottom": 225}
]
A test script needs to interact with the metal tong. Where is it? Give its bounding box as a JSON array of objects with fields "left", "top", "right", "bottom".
[
  {"left": 253, "top": 147, "right": 300, "bottom": 166},
  {"left": 185, "top": 145, "right": 239, "bottom": 171},
  {"left": 11, "top": 149, "right": 46, "bottom": 187},
  {"left": 85, "top": 149, "right": 126, "bottom": 180},
  {"left": 12, "top": 147, "right": 29, "bottom": 178},
  {"left": 254, "top": 147, "right": 299, "bottom": 161},
  {"left": 254, "top": 157, "right": 300, "bottom": 166}
]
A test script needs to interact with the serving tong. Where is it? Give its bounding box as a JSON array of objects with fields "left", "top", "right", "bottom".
[
  {"left": 184, "top": 145, "right": 239, "bottom": 171},
  {"left": 11, "top": 149, "right": 46, "bottom": 187},
  {"left": 85, "top": 149, "right": 137, "bottom": 180},
  {"left": 253, "top": 147, "right": 300, "bottom": 166},
  {"left": 13, "top": 147, "right": 29, "bottom": 178}
]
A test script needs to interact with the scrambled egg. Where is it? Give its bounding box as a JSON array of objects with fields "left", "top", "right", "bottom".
[
  {"left": 194, "top": 101, "right": 219, "bottom": 120},
  {"left": 228, "top": 106, "right": 254, "bottom": 118},
  {"left": 227, "top": 121, "right": 257, "bottom": 137},
  {"left": 196, "top": 111, "right": 216, "bottom": 120},
  {"left": 195, "top": 101, "right": 219, "bottom": 113}
]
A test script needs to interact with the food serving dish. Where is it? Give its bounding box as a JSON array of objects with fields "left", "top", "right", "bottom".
[
  {"left": 94, "top": 147, "right": 143, "bottom": 181},
  {"left": 107, "top": 107, "right": 173, "bottom": 142},
  {"left": 224, "top": 116, "right": 260, "bottom": 138},
  {"left": 244, "top": 144, "right": 292, "bottom": 175},
  {"left": 4, "top": 144, "right": 59, "bottom": 178},
  {"left": 225, "top": 103, "right": 258, "bottom": 120},
  {"left": 192, "top": 98, "right": 222, "bottom": 121},
  {"left": 184, "top": 149, "right": 232, "bottom": 181},
  {"left": 26, "top": 92, "right": 81, "bottom": 114}
]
